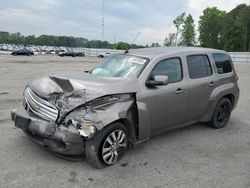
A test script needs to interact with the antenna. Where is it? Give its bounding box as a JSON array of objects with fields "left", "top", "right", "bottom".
[{"left": 102, "top": 0, "right": 104, "bottom": 41}]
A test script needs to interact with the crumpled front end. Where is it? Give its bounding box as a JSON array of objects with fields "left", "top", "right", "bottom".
[
  {"left": 11, "top": 107, "right": 85, "bottom": 157},
  {"left": 11, "top": 73, "right": 140, "bottom": 157}
]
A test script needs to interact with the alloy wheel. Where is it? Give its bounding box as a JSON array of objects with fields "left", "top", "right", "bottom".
[{"left": 101, "top": 130, "right": 127, "bottom": 165}]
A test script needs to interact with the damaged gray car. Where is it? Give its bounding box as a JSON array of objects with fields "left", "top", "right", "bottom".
[{"left": 11, "top": 47, "right": 239, "bottom": 168}]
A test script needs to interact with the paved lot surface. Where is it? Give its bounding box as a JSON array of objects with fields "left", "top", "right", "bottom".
[{"left": 0, "top": 55, "right": 250, "bottom": 188}]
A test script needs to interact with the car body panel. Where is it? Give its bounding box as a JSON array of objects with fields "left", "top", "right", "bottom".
[
  {"left": 28, "top": 72, "right": 140, "bottom": 101},
  {"left": 11, "top": 47, "right": 240, "bottom": 157}
]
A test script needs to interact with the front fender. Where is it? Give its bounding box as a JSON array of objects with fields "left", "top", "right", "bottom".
[
  {"left": 63, "top": 96, "right": 139, "bottom": 143},
  {"left": 93, "top": 100, "right": 137, "bottom": 130}
]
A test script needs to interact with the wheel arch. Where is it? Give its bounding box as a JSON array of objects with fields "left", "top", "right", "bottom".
[
  {"left": 199, "top": 90, "right": 236, "bottom": 122},
  {"left": 110, "top": 118, "right": 137, "bottom": 148},
  {"left": 223, "top": 94, "right": 235, "bottom": 107},
  {"left": 90, "top": 96, "right": 139, "bottom": 147}
]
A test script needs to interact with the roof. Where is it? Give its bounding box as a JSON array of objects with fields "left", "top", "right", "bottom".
[{"left": 127, "top": 47, "right": 226, "bottom": 59}]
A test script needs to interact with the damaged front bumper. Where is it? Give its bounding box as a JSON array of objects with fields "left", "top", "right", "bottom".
[{"left": 11, "top": 106, "right": 85, "bottom": 158}]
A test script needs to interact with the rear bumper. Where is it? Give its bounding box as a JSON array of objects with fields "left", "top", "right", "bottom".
[{"left": 11, "top": 107, "right": 84, "bottom": 157}]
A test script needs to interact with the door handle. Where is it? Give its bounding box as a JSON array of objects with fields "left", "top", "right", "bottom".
[
  {"left": 208, "top": 81, "right": 216, "bottom": 87},
  {"left": 174, "top": 88, "right": 184, "bottom": 94}
]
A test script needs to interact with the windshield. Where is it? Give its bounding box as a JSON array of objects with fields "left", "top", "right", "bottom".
[{"left": 91, "top": 54, "right": 149, "bottom": 78}]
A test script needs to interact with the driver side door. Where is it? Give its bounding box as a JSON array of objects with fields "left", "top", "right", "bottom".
[{"left": 144, "top": 57, "right": 188, "bottom": 135}]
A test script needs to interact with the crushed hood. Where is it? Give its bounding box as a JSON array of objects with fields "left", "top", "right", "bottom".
[{"left": 28, "top": 72, "right": 140, "bottom": 102}]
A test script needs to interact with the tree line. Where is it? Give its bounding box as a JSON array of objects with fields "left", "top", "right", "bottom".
[
  {"left": 164, "top": 4, "right": 250, "bottom": 51},
  {"left": 0, "top": 32, "right": 146, "bottom": 50}
]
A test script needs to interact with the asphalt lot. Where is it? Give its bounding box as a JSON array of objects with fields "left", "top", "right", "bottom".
[{"left": 0, "top": 55, "right": 250, "bottom": 188}]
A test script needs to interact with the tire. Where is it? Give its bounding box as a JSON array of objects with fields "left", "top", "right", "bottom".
[
  {"left": 85, "top": 122, "right": 128, "bottom": 168},
  {"left": 209, "top": 98, "right": 232, "bottom": 129}
]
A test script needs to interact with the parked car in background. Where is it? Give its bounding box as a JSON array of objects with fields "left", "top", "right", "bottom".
[
  {"left": 58, "top": 51, "right": 85, "bottom": 57},
  {"left": 11, "top": 47, "right": 239, "bottom": 168},
  {"left": 11, "top": 48, "right": 34, "bottom": 56},
  {"left": 98, "top": 52, "right": 112, "bottom": 58},
  {"left": 76, "top": 52, "right": 85, "bottom": 57}
]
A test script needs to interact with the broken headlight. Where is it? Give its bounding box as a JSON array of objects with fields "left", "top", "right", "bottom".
[{"left": 63, "top": 110, "right": 97, "bottom": 138}]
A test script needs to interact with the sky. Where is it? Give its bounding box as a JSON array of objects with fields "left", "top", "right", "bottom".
[{"left": 0, "top": 0, "right": 249, "bottom": 45}]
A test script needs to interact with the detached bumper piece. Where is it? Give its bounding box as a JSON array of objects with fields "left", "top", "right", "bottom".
[{"left": 11, "top": 107, "right": 84, "bottom": 158}]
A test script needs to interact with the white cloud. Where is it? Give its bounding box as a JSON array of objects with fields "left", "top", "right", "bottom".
[
  {"left": 61, "top": 20, "right": 80, "bottom": 27},
  {"left": 24, "top": 0, "right": 58, "bottom": 10},
  {"left": 0, "top": 8, "right": 47, "bottom": 22},
  {"left": 134, "top": 26, "right": 175, "bottom": 45}
]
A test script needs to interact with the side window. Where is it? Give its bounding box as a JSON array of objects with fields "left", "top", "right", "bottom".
[
  {"left": 151, "top": 58, "right": 182, "bottom": 83},
  {"left": 187, "top": 55, "right": 212, "bottom": 79},
  {"left": 212, "top": 53, "right": 232, "bottom": 74}
]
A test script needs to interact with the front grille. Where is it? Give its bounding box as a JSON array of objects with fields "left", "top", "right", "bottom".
[{"left": 24, "top": 87, "right": 58, "bottom": 122}]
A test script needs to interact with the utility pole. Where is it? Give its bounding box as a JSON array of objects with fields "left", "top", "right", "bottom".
[
  {"left": 101, "top": 0, "right": 104, "bottom": 41},
  {"left": 114, "top": 34, "right": 116, "bottom": 44}
]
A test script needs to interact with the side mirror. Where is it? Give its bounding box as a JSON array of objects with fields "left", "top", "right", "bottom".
[{"left": 146, "top": 75, "right": 169, "bottom": 87}]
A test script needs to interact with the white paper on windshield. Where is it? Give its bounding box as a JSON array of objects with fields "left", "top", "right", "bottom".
[{"left": 128, "top": 57, "right": 146, "bottom": 65}]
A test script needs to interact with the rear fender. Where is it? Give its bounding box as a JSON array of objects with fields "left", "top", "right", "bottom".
[{"left": 199, "top": 82, "right": 238, "bottom": 122}]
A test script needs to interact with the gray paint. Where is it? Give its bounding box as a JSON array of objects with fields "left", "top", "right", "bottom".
[{"left": 11, "top": 47, "right": 239, "bottom": 156}]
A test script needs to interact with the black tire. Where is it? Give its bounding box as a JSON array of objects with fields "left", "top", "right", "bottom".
[
  {"left": 85, "top": 122, "right": 128, "bottom": 168},
  {"left": 209, "top": 98, "right": 232, "bottom": 129}
]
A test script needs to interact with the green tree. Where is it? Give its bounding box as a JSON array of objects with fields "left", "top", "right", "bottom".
[
  {"left": 173, "top": 12, "right": 186, "bottom": 46},
  {"left": 198, "top": 7, "right": 226, "bottom": 49},
  {"left": 164, "top": 33, "right": 176, "bottom": 46},
  {"left": 113, "top": 42, "right": 130, "bottom": 50},
  {"left": 222, "top": 4, "right": 250, "bottom": 51},
  {"left": 181, "top": 14, "right": 196, "bottom": 46},
  {"left": 150, "top": 43, "right": 161, "bottom": 47}
]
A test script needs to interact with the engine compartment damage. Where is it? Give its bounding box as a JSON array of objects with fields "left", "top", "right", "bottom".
[
  {"left": 61, "top": 93, "right": 137, "bottom": 138},
  {"left": 12, "top": 73, "right": 140, "bottom": 156}
]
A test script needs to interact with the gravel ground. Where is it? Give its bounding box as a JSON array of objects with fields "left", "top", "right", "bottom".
[{"left": 0, "top": 55, "right": 250, "bottom": 188}]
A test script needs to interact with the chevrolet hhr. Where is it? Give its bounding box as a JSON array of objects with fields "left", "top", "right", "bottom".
[{"left": 11, "top": 47, "right": 239, "bottom": 168}]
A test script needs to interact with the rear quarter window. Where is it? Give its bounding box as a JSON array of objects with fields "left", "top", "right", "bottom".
[{"left": 212, "top": 53, "right": 232, "bottom": 74}]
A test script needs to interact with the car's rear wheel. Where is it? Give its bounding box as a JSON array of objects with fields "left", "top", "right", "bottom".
[
  {"left": 85, "top": 122, "right": 128, "bottom": 168},
  {"left": 209, "top": 98, "right": 232, "bottom": 129}
]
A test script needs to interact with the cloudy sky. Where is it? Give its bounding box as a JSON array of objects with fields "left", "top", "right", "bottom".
[{"left": 0, "top": 0, "right": 249, "bottom": 45}]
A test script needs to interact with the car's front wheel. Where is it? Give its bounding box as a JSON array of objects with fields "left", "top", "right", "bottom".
[
  {"left": 85, "top": 122, "right": 128, "bottom": 168},
  {"left": 209, "top": 98, "right": 232, "bottom": 129}
]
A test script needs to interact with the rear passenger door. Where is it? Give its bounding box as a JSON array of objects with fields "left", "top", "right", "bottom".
[{"left": 186, "top": 54, "right": 215, "bottom": 121}]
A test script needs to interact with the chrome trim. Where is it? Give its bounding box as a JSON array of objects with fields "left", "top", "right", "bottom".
[{"left": 24, "top": 87, "right": 58, "bottom": 122}]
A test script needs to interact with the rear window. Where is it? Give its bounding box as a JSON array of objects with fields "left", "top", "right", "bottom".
[
  {"left": 187, "top": 55, "right": 212, "bottom": 79},
  {"left": 212, "top": 53, "right": 232, "bottom": 74}
]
